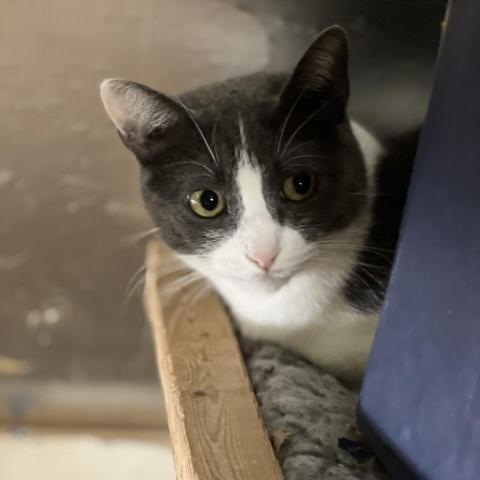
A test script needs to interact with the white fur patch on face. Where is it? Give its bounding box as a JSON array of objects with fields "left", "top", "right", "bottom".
[
  {"left": 236, "top": 159, "right": 280, "bottom": 263},
  {"left": 235, "top": 115, "right": 281, "bottom": 270}
]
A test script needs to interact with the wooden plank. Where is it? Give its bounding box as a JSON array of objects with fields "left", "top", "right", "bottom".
[{"left": 144, "top": 241, "right": 283, "bottom": 480}]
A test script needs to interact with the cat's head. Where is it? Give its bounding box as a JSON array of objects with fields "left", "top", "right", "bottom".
[{"left": 100, "top": 26, "right": 370, "bottom": 293}]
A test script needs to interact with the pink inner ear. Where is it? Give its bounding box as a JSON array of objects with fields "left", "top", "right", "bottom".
[
  {"left": 100, "top": 79, "right": 180, "bottom": 144},
  {"left": 100, "top": 79, "right": 131, "bottom": 135}
]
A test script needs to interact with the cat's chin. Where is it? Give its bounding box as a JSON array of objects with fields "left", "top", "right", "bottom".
[
  {"left": 222, "top": 270, "right": 290, "bottom": 294},
  {"left": 255, "top": 277, "right": 286, "bottom": 293}
]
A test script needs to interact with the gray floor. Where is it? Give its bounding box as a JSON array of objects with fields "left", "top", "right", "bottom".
[{"left": 0, "top": 1, "right": 445, "bottom": 389}]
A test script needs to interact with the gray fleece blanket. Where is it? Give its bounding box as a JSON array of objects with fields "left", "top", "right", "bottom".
[{"left": 240, "top": 338, "right": 388, "bottom": 480}]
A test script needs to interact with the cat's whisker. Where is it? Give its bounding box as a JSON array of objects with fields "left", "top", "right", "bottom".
[
  {"left": 188, "top": 281, "right": 212, "bottom": 308},
  {"left": 156, "top": 269, "right": 192, "bottom": 288},
  {"left": 176, "top": 98, "right": 220, "bottom": 169},
  {"left": 211, "top": 118, "right": 221, "bottom": 166},
  {"left": 349, "top": 273, "right": 384, "bottom": 305},
  {"left": 166, "top": 290, "right": 191, "bottom": 333},
  {"left": 309, "top": 241, "right": 394, "bottom": 264},
  {"left": 306, "top": 235, "right": 394, "bottom": 253},
  {"left": 158, "top": 267, "right": 197, "bottom": 287},
  {"left": 118, "top": 227, "right": 162, "bottom": 247},
  {"left": 121, "top": 261, "right": 173, "bottom": 315},
  {"left": 353, "top": 260, "right": 391, "bottom": 273},
  {"left": 280, "top": 96, "right": 339, "bottom": 158},
  {"left": 162, "top": 280, "right": 207, "bottom": 336},
  {"left": 282, "top": 139, "right": 323, "bottom": 157},
  {"left": 126, "top": 264, "right": 147, "bottom": 297},
  {"left": 125, "top": 269, "right": 147, "bottom": 303},
  {"left": 320, "top": 242, "right": 395, "bottom": 258},
  {"left": 314, "top": 240, "right": 394, "bottom": 254},
  {"left": 309, "top": 246, "right": 391, "bottom": 271},
  {"left": 287, "top": 154, "right": 333, "bottom": 161},
  {"left": 356, "top": 251, "right": 393, "bottom": 266},
  {"left": 174, "top": 160, "right": 216, "bottom": 178},
  {"left": 346, "top": 267, "right": 378, "bottom": 293},
  {"left": 275, "top": 85, "right": 310, "bottom": 156},
  {"left": 279, "top": 162, "right": 323, "bottom": 170},
  {"left": 165, "top": 278, "right": 210, "bottom": 334},
  {"left": 316, "top": 249, "right": 392, "bottom": 293},
  {"left": 353, "top": 264, "right": 388, "bottom": 290},
  {"left": 150, "top": 257, "right": 189, "bottom": 276},
  {"left": 160, "top": 271, "right": 203, "bottom": 299}
]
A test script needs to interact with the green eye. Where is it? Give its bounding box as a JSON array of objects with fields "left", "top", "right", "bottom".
[
  {"left": 189, "top": 190, "right": 225, "bottom": 218},
  {"left": 283, "top": 172, "right": 315, "bottom": 201}
]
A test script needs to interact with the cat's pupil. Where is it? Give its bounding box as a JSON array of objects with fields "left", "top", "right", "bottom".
[
  {"left": 200, "top": 190, "right": 218, "bottom": 211},
  {"left": 293, "top": 173, "right": 311, "bottom": 195}
]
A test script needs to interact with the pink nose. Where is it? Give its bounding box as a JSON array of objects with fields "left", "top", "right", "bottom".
[{"left": 246, "top": 253, "right": 277, "bottom": 272}]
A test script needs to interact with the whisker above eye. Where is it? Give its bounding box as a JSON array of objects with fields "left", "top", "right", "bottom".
[
  {"left": 176, "top": 97, "right": 220, "bottom": 169},
  {"left": 211, "top": 118, "right": 221, "bottom": 166},
  {"left": 160, "top": 272, "right": 202, "bottom": 298},
  {"left": 315, "top": 240, "right": 394, "bottom": 255},
  {"left": 281, "top": 138, "right": 332, "bottom": 158},
  {"left": 279, "top": 163, "right": 314, "bottom": 170},
  {"left": 280, "top": 96, "right": 340, "bottom": 157},
  {"left": 279, "top": 154, "right": 333, "bottom": 171},
  {"left": 173, "top": 160, "right": 217, "bottom": 178},
  {"left": 126, "top": 264, "right": 147, "bottom": 295},
  {"left": 288, "top": 154, "right": 333, "bottom": 161},
  {"left": 275, "top": 85, "right": 310, "bottom": 156},
  {"left": 118, "top": 227, "right": 162, "bottom": 247}
]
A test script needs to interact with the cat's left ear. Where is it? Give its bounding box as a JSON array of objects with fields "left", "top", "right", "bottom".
[
  {"left": 279, "top": 25, "right": 349, "bottom": 126},
  {"left": 100, "top": 79, "right": 186, "bottom": 157}
]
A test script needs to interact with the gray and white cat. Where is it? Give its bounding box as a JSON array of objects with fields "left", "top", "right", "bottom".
[{"left": 100, "top": 26, "right": 416, "bottom": 383}]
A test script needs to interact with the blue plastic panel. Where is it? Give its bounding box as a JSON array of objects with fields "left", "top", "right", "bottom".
[{"left": 358, "top": 1, "right": 480, "bottom": 479}]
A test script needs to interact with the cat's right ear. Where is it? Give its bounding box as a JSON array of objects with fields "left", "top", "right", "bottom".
[
  {"left": 100, "top": 79, "right": 185, "bottom": 156},
  {"left": 279, "top": 26, "right": 349, "bottom": 126}
]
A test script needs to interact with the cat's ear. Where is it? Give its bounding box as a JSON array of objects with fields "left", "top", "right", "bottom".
[
  {"left": 100, "top": 79, "right": 185, "bottom": 155},
  {"left": 279, "top": 25, "right": 349, "bottom": 125}
]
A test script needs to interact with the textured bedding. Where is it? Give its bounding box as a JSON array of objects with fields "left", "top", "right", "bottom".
[{"left": 240, "top": 338, "right": 387, "bottom": 480}]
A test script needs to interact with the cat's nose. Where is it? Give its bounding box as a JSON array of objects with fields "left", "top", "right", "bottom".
[{"left": 246, "top": 252, "right": 278, "bottom": 272}]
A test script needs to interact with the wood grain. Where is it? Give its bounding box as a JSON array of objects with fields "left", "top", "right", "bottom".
[{"left": 144, "top": 241, "right": 283, "bottom": 480}]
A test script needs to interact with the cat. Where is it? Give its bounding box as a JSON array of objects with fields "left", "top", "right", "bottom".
[{"left": 100, "top": 25, "right": 416, "bottom": 383}]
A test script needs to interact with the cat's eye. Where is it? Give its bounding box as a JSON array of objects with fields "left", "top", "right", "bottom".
[
  {"left": 283, "top": 172, "right": 315, "bottom": 201},
  {"left": 189, "top": 190, "right": 225, "bottom": 218}
]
